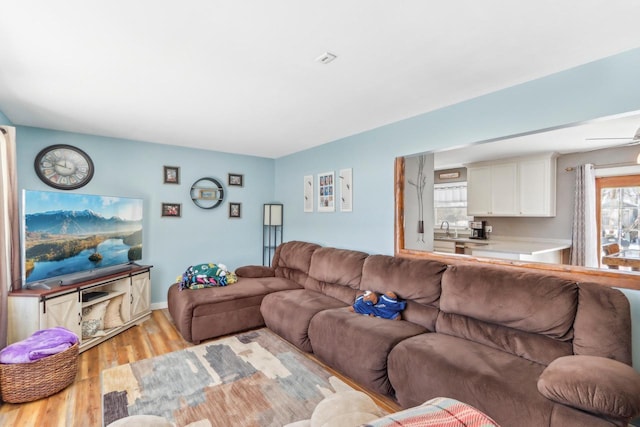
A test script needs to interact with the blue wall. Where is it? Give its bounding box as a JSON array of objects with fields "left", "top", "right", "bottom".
[
  {"left": 15, "top": 127, "right": 275, "bottom": 304},
  {"left": 0, "top": 109, "right": 12, "bottom": 125}
]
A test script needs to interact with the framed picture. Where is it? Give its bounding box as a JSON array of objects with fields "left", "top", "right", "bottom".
[
  {"left": 228, "top": 173, "right": 244, "bottom": 187},
  {"left": 199, "top": 189, "right": 218, "bottom": 200},
  {"left": 229, "top": 202, "right": 241, "bottom": 218},
  {"left": 161, "top": 203, "right": 181, "bottom": 217},
  {"left": 339, "top": 168, "right": 353, "bottom": 212},
  {"left": 303, "top": 175, "right": 313, "bottom": 212},
  {"left": 163, "top": 166, "right": 180, "bottom": 184},
  {"left": 317, "top": 171, "right": 335, "bottom": 212}
]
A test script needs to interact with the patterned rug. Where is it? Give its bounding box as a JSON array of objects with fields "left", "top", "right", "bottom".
[{"left": 101, "top": 328, "right": 355, "bottom": 426}]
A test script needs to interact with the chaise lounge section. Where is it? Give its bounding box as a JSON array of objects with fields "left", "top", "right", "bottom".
[{"left": 167, "top": 241, "right": 640, "bottom": 426}]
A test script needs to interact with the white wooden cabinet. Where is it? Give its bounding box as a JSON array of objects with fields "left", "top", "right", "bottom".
[
  {"left": 466, "top": 166, "right": 493, "bottom": 215},
  {"left": 467, "top": 162, "right": 518, "bottom": 216},
  {"left": 433, "top": 240, "right": 456, "bottom": 254},
  {"left": 518, "top": 156, "right": 556, "bottom": 216},
  {"left": 130, "top": 271, "right": 151, "bottom": 320},
  {"left": 40, "top": 291, "right": 82, "bottom": 339},
  {"left": 8, "top": 265, "right": 152, "bottom": 353},
  {"left": 467, "top": 154, "right": 556, "bottom": 217}
]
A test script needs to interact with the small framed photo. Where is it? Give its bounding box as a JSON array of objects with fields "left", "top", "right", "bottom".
[
  {"left": 229, "top": 202, "right": 241, "bottom": 218},
  {"left": 163, "top": 166, "right": 180, "bottom": 184},
  {"left": 228, "top": 173, "right": 244, "bottom": 187},
  {"left": 161, "top": 203, "right": 181, "bottom": 217}
]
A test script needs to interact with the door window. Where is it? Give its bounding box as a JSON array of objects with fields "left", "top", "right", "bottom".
[{"left": 596, "top": 175, "right": 640, "bottom": 266}]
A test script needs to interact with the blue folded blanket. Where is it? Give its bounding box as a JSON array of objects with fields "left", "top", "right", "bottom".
[{"left": 0, "top": 327, "right": 79, "bottom": 364}]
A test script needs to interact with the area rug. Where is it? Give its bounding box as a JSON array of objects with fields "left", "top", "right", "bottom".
[{"left": 101, "top": 328, "right": 356, "bottom": 426}]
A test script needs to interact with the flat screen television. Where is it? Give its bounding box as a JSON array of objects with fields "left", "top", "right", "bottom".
[{"left": 22, "top": 189, "right": 143, "bottom": 287}]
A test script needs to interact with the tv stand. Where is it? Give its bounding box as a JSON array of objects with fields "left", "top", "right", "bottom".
[{"left": 8, "top": 265, "right": 152, "bottom": 353}]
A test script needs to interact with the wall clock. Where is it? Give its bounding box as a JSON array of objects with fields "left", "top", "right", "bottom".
[{"left": 34, "top": 144, "right": 94, "bottom": 190}]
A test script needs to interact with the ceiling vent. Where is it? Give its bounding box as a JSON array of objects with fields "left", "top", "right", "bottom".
[{"left": 315, "top": 52, "right": 337, "bottom": 64}]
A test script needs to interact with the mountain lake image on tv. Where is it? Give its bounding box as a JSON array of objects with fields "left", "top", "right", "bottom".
[{"left": 23, "top": 190, "right": 143, "bottom": 284}]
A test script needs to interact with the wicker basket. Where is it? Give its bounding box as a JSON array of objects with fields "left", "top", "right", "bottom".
[{"left": 0, "top": 342, "right": 79, "bottom": 403}]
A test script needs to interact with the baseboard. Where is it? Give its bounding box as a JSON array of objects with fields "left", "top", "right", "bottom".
[{"left": 151, "top": 301, "right": 168, "bottom": 310}]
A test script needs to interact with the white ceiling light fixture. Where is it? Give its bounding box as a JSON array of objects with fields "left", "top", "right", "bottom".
[{"left": 315, "top": 52, "right": 337, "bottom": 64}]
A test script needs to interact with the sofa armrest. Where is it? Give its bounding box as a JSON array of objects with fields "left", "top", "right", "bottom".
[
  {"left": 235, "top": 265, "right": 275, "bottom": 278},
  {"left": 537, "top": 355, "right": 640, "bottom": 420}
]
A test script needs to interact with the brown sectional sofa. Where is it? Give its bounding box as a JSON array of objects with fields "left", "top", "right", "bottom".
[{"left": 167, "top": 241, "right": 640, "bottom": 427}]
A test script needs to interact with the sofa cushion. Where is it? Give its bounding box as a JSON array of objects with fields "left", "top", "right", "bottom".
[
  {"left": 272, "top": 241, "right": 322, "bottom": 284},
  {"left": 235, "top": 265, "right": 275, "bottom": 278},
  {"left": 538, "top": 355, "right": 640, "bottom": 420},
  {"left": 305, "top": 247, "right": 369, "bottom": 304},
  {"left": 440, "top": 265, "right": 578, "bottom": 339},
  {"left": 388, "top": 333, "right": 565, "bottom": 427},
  {"left": 573, "top": 282, "right": 632, "bottom": 364},
  {"left": 308, "top": 308, "right": 427, "bottom": 396},
  {"left": 167, "top": 277, "right": 302, "bottom": 343},
  {"left": 261, "top": 289, "right": 347, "bottom": 352},
  {"left": 436, "top": 312, "right": 573, "bottom": 366},
  {"left": 360, "top": 255, "right": 446, "bottom": 330}
]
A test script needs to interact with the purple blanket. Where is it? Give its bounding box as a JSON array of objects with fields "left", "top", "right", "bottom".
[{"left": 0, "top": 327, "right": 79, "bottom": 364}]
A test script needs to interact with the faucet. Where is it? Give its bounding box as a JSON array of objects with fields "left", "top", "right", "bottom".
[{"left": 440, "top": 220, "right": 450, "bottom": 238}]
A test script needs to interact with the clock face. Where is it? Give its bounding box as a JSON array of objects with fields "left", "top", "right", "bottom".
[{"left": 34, "top": 145, "right": 94, "bottom": 190}]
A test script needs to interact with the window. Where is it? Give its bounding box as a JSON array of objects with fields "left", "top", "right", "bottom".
[
  {"left": 434, "top": 182, "right": 472, "bottom": 229},
  {"left": 596, "top": 175, "right": 640, "bottom": 258}
]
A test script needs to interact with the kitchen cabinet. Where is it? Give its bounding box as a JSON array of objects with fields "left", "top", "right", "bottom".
[
  {"left": 467, "top": 154, "right": 556, "bottom": 217},
  {"left": 518, "top": 156, "right": 556, "bottom": 216},
  {"left": 8, "top": 265, "right": 152, "bottom": 353},
  {"left": 467, "top": 162, "right": 518, "bottom": 216},
  {"left": 433, "top": 240, "right": 456, "bottom": 254}
]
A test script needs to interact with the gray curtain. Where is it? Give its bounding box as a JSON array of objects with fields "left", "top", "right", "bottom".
[
  {"left": 570, "top": 164, "right": 598, "bottom": 268},
  {"left": 0, "top": 126, "right": 20, "bottom": 349}
]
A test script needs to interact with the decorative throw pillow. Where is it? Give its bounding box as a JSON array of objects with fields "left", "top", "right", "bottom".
[
  {"left": 81, "top": 319, "right": 101, "bottom": 339},
  {"left": 104, "top": 295, "right": 125, "bottom": 329},
  {"left": 82, "top": 300, "right": 110, "bottom": 330}
]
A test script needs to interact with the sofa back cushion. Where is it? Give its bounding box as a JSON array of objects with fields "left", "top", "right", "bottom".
[
  {"left": 272, "top": 241, "right": 321, "bottom": 285},
  {"left": 437, "top": 264, "right": 578, "bottom": 365},
  {"left": 573, "top": 281, "right": 632, "bottom": 365},
  {"left": 360, "top": 255, "right": 447, "bottom": 330},
  {"left": 306, "top": 247, "right": 369, "bottom": 304}
]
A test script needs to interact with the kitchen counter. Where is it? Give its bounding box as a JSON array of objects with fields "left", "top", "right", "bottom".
[
  {"left": 433, "top": 235, "right": 571, "bottom": 263},
  {"left": 467, "top": 240, "right": 571, "bottom": 255},
  {"left": 434, "top": 236, "right": 570, "bottom": 254}
]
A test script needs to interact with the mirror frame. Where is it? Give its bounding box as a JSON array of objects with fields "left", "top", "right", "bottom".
[{"left": 394, "top": 156, "right": 640, "bottom": 291}]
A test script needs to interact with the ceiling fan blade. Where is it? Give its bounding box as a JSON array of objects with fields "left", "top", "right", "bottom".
[{"left": 585, "top": 137, "right": 633, "bottom": 141}]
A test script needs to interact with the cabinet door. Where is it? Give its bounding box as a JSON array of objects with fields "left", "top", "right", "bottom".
[
  {"left": 40, "top": 292, "right": 82, "bottom": 339},
  {"left": 490, "top": 162, "right": 518, "bottom": 215},
  {"left": 433, "top": 240, "right": 455, "bottom": 253},
  {"left": 519, "top": 157, "right": 556, "bottom": 216},
  {"left": 131, "top": 272, "right": 151, "bottom": 319},
  {"left": 467, "top": 166, "right": 492, "bottom": 215}
]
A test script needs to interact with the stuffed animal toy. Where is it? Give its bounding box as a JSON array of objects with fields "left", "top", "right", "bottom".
[{"left": 350, "top": 290, "right": 406, "bottom": 320}]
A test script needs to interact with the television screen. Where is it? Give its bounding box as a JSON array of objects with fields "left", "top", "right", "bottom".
[{"left": 22, "top": 190, "right": 143, "bottom": 285}]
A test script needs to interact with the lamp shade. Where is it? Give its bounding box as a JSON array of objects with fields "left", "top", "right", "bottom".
[{"left": 264, "top": 204, "right": 283, "bottom": 226}]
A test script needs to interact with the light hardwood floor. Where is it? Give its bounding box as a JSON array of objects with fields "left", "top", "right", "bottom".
[{"left": 0, "top": 309, "right": 400, "bottom": 427}]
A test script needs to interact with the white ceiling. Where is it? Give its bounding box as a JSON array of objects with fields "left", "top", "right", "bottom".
[
  {"left": 435, "top": 110, "right": 640, "bottom": 169},
  {"left": 1, "top": 1, "right": 640, "bottom": 159}
]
